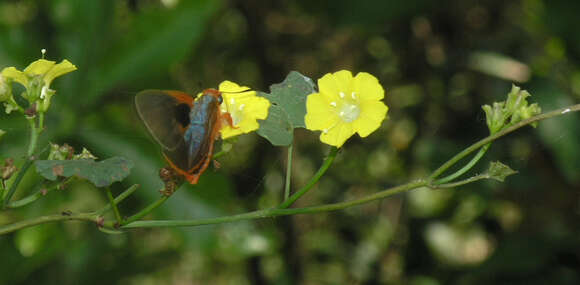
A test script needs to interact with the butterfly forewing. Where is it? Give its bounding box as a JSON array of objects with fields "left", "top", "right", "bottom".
[{"left": 135, "top": 90, "right": 193, "bottom": 151}]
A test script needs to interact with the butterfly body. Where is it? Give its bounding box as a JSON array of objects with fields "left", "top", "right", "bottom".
[{"left": 135, "top": 88, "right": 231, "bottom": 184}]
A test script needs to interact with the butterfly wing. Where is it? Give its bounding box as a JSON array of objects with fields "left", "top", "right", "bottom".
[{"left": 135, "top": 90, "right": 194, "bottom": 151}]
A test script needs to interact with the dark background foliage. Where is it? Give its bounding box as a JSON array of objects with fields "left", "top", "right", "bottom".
[{"left": 1, "top": 0, "right": 579, "bottom": 284}]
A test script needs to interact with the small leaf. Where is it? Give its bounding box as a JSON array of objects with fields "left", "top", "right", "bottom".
[
  {"left": 486, "top": 161, "right": 517, "bottom": 182},
  {"left": 35, "top": 157, "right": 134, "bottom": 187},
  {"left": 257, "top": 71, "right": 316, "bottom": 146}
]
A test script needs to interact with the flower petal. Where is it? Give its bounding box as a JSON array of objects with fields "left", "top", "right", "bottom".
[
  {"left": 305, "top": 92, "right": 339, "bottom": 130},
  {"left": 219, "top": 80, "right": 250, "bottom": 93},
  {"left": 354, "top": 100, "right": 388, "bottom": 137},
  {"left": 320, "top": 122, "right": 355, "bottom": 147},
  {"left": 24, "top": 59, "right": 56, "bottom": 76},
  {"left": 1, "top": 67, "right": 28, "bottom": 86},
  {"left": 218, "top": 80, "right": 269, "bottom": 139},
  {"left": 353, "top": 72, "right": 384, "bottom": 100},
  {"left": 317, "top": 70, "right": 353, "bottom": 100},
  {"left": 43, "top": 59, "right": 77, "bottom": 86}
]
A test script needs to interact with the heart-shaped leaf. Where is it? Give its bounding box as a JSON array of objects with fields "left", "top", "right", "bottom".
[{"left": 257, "top": 71, "right": 316, "bottom": 146}]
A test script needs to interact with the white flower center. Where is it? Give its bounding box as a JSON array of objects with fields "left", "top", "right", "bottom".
[
  {"left": 339, "top": 103, "right": 360, "bottom": 123},
  {"left": 226, "top": 97, "right": 243, "bottom": 126},
  {"left": 332, "top": 91, "right": 360, "bottom": 123}
]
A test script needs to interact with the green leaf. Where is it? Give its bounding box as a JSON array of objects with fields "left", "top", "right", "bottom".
[
  {"left": 486, "top": 161, "right": 517, "bottom": 182},
  {"left": 257, "top": 71, "right": 316, "bottom": 146},
  {"left": 35, "top": 157, "right": 134, "bottom": 187}
]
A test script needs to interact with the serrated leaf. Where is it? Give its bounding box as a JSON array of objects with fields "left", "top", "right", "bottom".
[
  {"left": 486, "top": 161, "right": 517, "bottom": 182},
  {"left": 35, "top": 157, "right": 134, "bottom": 187},
  {"left": 257, "top": 71, "right": 316, "bottom": 146}
]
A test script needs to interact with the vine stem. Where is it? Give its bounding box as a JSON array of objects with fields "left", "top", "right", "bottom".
[
  {"left": 2, "top": 157, "right": 35, "bottom": 209},
  {"left": 123, "top": 179, "right": 428, "bottom": 228},
  {"left": 105, "top": 187, "right": 123, "bottom": 225},
  {"left": 0, "top": 184, "right": 139, "bottom": 235},
  {"left": 26, "top": 117, "right": 38, "bottom": 157},
  {"left": 0, "top": 212, "right": 98, "bottom": 235},
  {"left": 284, "top": 143, "right": 294, "bottom": 200},
  {"left": 278, "top": 146, "right": 338, "bottom": 209},
  {"left": 428, "top": 104, "right": 580, "bottom": 183},
  {"left": 93, "top": 184, "right": 139, "bottom": 215},
  {"left": 433, "top": 143, "right": 490, "bottom": 185},
  {"left": 7, "top": 177, "right": 74, "bottom": 208},
  {"left": 120, "top": 195, "right": 169, "bottom": 225}
]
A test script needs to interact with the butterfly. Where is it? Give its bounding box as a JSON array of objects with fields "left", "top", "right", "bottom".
[{"left": 135, "top": 89, "right": 233, "bottom": 184}]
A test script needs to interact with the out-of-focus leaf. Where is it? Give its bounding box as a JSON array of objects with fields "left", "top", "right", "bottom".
[
  {"left": 35, "top": 157, "right": 133, "bottom": 187},
  {"left": 533, "top": 83, "right": 580, "bottom": 184},
  {"left": 257, "top": 71, "right": 315, "bottom": 146},
  {"left": 85, "top": 0, "right": 222, "bottom": 105}
]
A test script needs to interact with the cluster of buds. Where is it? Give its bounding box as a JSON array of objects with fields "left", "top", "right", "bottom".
[{"left": 482, "top": 85, "right": 542, "bottom": 135}]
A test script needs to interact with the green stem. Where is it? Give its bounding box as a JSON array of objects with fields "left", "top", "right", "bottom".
[
  {"left": 433, "top": 143, "right": 491, "bottom": 185},
  {"left": 0, "top": 212, "right": 98, "bottom": 235},
  {"left": 121, "top": 195, "right": 169, "bottom": 225},
  {"left": 26, "top": 117, "right": 38, "bottom": 157},
  {"left": 0, "top": 185, "right": 140, "bottom": 235},
  {"left": 123, "top": 180, "right": 428, "bottom": 229},
  {"left": 38, "top": 113, "right": 44, "bottom": 132},
  {"left": 7, "top": 178, "right": 72, "bottom": 208},
  {"left": 428, "top": 104, "right": 580, "bottom": 183},
  {"left": 284, "top": 143, "right": 294, "bottom": 200},
  {"left": 278, "top": 146, "right": 338, "bottom": 209},
  {"left": 94, "top": 184, "right": 139, "bottom": 215},
  {"left": 2, "top": 157, "right": 35, "bottom": 209},
  {"left": 429, "top": 174, "right": 490, "bottom": 189},
  {"left": 105, "top": 187, "right": 123, "bottom": 225}
]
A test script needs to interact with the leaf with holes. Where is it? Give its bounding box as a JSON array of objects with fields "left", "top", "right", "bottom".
[
  {"left": 257, "top": 71, "right": 316, "bottom": 146},
  {"left": 35, "top": 157, "right": 134, "bottom": 187}
]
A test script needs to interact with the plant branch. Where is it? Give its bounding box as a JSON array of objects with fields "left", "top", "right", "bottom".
[
  {"left": 278, "top": 146, "right": 338, "bottom": 209},
  {"left": 429, "top": 174, "right": 490, "bottom": 189},
  {"left": 123, "top": 179, "right": 428, "bottom": 229},
  {"left": 7, "top": 177, "right": 73, "bottom": 208},
  {"left": 26, "top": 117, "right": 38, "bottom": 157},
  {"left": 93, "top": 184, "right": 139, "bottom": 215},
  {"left": 105, "top": 187, "right": 123, "bottom": 225},
  {"left": 2, "top": 157, "right": 35, "bottom": 209},
  {"left": 433, "top": 143, "right": 491, "bottom": 185},
  {"left": 0, "top": 212, "right": 98, "bottom": 235},
  {"left": 284, "top": 143, "right": 293, "bottom": 200},
  {"left": 428, "top": 104, "right": 580, "bottom": 182},
  {"left": 120, "top": 195, "right": 169, "bottom": 225}
]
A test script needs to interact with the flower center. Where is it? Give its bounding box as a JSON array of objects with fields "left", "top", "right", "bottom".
[
  {"left": 331, "top": 91, "right": 360, "bottom": 123},
  {"left": 227, "top": 98, "right": 244, "bottom": 126},
  {"left": 339, "top": 103, "right": 360, "bottom": 123}
]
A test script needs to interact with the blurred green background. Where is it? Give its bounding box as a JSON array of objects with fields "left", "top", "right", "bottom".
[{"left": 1, "top": 0, "right": 580, "bottom": 284}]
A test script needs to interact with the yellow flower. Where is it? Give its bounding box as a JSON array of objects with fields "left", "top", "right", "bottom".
[
  {"left": 218, "top": 81, "right": 270, "bottom": 139},
  {"left": 2, "top": 59, "right": 76, "bottom": 90},
  {"left": 304, "top": 70, "right": 388, "bottom": 147},
  {"left": 1, "top": 59, "right": 76, "bottom": 111}
]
